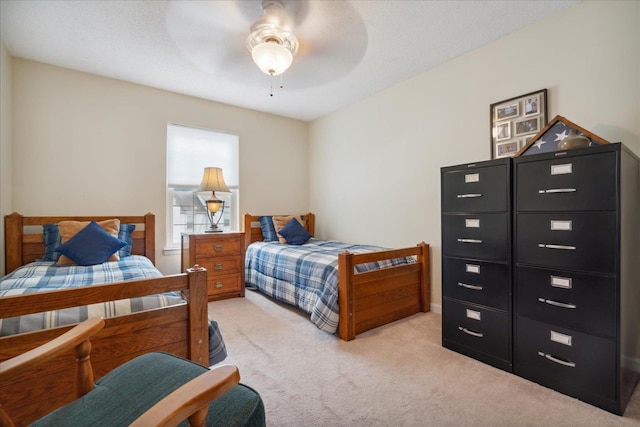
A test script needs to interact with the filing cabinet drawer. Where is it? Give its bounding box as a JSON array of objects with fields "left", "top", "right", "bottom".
[
  {"left": 198, "top": 256, "right": 242, "bottom": 277},
  {"left": 195, "top": 237, "right": 241, "bottom": 257},
  {"left": 516, "top": 213, "right": 615, "bottom": 273},
  {"left": 442, "top": 213, "right": 509, "bottom": 260},
  {"left": 515, "top": 316, "right": 616, "bottom": 400},
  {"left": 442, "top": 162, "right": 510, "bottom": 213},
  {"left": 443, "top": 299, "right": 510, "bottom": 361},
  {"left": 515, "top": 151, "right": 616, "bottom": 212},
  {"left": 515, "top": 266, "right": 616, "bottom": 337},
  {"left": 207, "top": 274, "right": 242, "bottom": 296},
  {"left": 442, "top": 257, "right": 510, "bottom": 310}
]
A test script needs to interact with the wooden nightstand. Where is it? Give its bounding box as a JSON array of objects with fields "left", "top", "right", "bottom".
[{"left": 181, "top": 232, "right": 245, "bottom": 301}]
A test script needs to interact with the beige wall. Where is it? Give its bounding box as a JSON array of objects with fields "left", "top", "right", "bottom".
[
  {"left": 0, "top": 41, "right": 12, "bottom": 277},
  {"left": 309, "top": 0, "right": 640, "bottom": 312},
  {"left": 9, "top": 60, "right": 308, "bottom": 274}
]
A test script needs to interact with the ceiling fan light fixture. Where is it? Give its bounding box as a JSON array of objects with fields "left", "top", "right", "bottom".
[
  {"left": 251, "top": 40, "right": 293, "bottom": 76},
  {"left": 246, "top": 0, "right": 298, "bottom": 78}
]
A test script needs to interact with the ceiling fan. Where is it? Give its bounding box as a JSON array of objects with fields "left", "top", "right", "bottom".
[{"left": 165, "top": 0, "right": 367, "bottom": 93}]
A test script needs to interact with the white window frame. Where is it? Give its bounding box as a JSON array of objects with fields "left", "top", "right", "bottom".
[{"left": 165, "top": 124, "right": 239, "bottom": 251}]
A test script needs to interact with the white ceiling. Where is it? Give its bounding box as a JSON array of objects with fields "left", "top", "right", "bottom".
[{"left": 0, "top": 0, "right": 580, "bottom": 122}]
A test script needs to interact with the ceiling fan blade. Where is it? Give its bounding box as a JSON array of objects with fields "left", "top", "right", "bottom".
[{"left": 166, "top": 0, "right": 367, "bottom": 90}]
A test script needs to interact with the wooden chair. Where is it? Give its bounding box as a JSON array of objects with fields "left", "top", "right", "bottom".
[{"left": 0, "top": 318, "right": 265, "bottom": 427}]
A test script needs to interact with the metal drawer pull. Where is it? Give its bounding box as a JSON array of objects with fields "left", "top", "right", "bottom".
[
  {"left": 457, "top": 193, "right": 482, "bottom": 198},
  {"left": 538, "top": 188, "right": 577, "bottom": 194},
  {"left": 458, "top": 282, "right": 483, "bottom": 291},
  {"left": 538, "top": 352, "right": 576, "bottom": 368},
  {"left": 214, "top": 245, "right": 224, "bottom": 252},
  {"left": 214, "top": 282, "right": 224, "bottom": 289},
  {"left": 538, "top": 244, "right": 576, "bottom": 250},
  {"left": 458, "top": 327, "right": 483, "bottom": 338},
  {"left": 537, "top": 298, "right": 576, "bottom": 309},
  {"left": 458, "top": 238, "right": 483, "bottom": 244},
  {"left": 214, "top": 264, "right": 224, "bottom": 270}
]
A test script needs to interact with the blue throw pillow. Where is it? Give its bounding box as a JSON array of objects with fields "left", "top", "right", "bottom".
[
  {"left": 41, "top": 223, "right": 135, "bottom": 262},
  {"left": 118, "top": 223, "right": 136, "bottom": 258},
  {"left": 278, "top": 218, "right": 311, "bottom": 245},
  {"left": 41, "top": 224, "right": 62, "bottom": 262},
  {"left": 259, "top": 216, "right": 279, "bottom": 242},
  {"left": 55, "top": 221, "right": 127, "bottom": 266}
]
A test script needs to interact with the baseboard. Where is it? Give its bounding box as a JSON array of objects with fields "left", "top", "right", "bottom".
[
  {"left": 430, "top": 303, "right": 442, "bottom": 314},
  {"left": 623, "top": 355, "right": 640, "bottom": 374}
]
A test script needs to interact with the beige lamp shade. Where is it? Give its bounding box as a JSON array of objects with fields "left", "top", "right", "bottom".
[{"left": 200, "top": 167, "right": 230, "bottom": 192}]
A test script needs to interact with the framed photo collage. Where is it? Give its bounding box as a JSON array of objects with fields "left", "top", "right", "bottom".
[{"left": 490, "top": 89, "right": 547, "bottom": 159}]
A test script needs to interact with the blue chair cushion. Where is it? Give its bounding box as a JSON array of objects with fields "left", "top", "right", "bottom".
[{"left": 32, "top": 352, "right": 265, "bottom": 427}]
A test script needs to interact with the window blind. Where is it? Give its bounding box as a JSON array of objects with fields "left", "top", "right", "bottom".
[{"left": 167, "top": 124, "right": 239, "bottom": 188}]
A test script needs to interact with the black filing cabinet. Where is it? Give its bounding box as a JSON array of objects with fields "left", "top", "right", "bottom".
[
  {"left": 513, "top": 143, "right": 640, "bottom": 415},
  {"left": 441, "top": 158, "right": 512, "bottom": 372}
]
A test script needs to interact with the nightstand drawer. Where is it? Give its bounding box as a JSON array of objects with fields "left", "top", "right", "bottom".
[
  {"left": 195, "top": 237, "right": 241, "bottom": 258},
  {"left": 198, "top": 256, "right": 242, "bottom": 276},
  {"left": 208, "top": 274, "right": 242, "bottom": 296}
]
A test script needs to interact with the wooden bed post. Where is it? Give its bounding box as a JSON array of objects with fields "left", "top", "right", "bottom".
[
  {"left": 338, "top": 251, "right": 355, "bottom": 341},
  {"left": 418, "top": 242, "right": 431, "bottom": 313},
  {"left": 5, "top": 213, "right": 23, "bottom": 275},
  {"left": 186, "top": 265, "right": 209, "bottom": 366},
  {"left": 143, "top": 213, "right": 155, "bottom": 265}
]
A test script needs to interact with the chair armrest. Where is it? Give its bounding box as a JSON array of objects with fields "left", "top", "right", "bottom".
[
  {"left": 130, "top": 364, "right": 240, "bottom": 427},
  {"left": 0, "top": 317, "right": 105, "bottom": 381}
]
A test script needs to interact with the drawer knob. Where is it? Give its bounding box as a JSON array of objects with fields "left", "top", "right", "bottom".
[
  {"left": 458, "top": 282, "right": 483, "bottom": 291},
  {"left": 214, "top": 245, "right": 224, "bottom": 252},
  {"left": 538, "top": 352, "right": 576, "bottom": 368},
  {"left": 214, "top": 281, "right": 224, "bottom": 289},
  {"left": 538, "top": 188, "right": 576, "bottom": 194},
  {"left": 214, "top": 264, "right": 224, "bottom": 270},
  {"left": 537, "top": 298, "right": 576, "bottom": 309},
  {"left": 457, "top": 238, "right": 483, "bottom": 244},
  {"left": 538, "top": 243, "right": 576, "bottom": 251},
  {"left": 456, "top": 193, "right": 482, "bottom": 198},
  {"left": 458, "top": 326, "right": 483, "bottom": 338}
]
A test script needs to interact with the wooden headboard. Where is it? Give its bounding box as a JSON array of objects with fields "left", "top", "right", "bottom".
[
  {"left": 4, "top": 213, "right": 156, "bottom": 274},
  {"left": 243, "top": 213, "right": 315, "bottom": 249}
]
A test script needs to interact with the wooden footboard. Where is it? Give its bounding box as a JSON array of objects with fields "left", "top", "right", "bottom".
[
  {"left": 243, "top": 213, "right": 430, "bottom": 342},
  {"left": 338, "top": 243, "right": 430, "bottom": 341},
  {"left": 0, "top": 267, "right": 208, "bottom": 426}
]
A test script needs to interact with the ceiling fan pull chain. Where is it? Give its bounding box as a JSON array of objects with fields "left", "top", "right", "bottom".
[
  {"left": 270, "top": 74, "right": 274, "bottom": 97},
  {"left": 280, "top": 74, "right": 284, "bottom": 89}
]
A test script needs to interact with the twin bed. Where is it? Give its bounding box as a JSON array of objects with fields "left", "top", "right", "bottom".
[
  {"left": 243, "top": 213, "right": 431, "bottom": 341},
  {"left": 0, "top": 213, "right": 225, "bottom": 426},
  {"left": 1, "top": 211, "right": 430, "bottom": 424}
]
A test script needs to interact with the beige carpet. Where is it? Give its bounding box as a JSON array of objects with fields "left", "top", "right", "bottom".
[{"left": 209, "top": 290, "right": 640, "bottom": 426}]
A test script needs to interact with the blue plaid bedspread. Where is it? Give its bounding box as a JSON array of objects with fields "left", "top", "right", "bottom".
[
  {"left": 0, "top": 255, "right": 227, "bottom": 364},
  {"left": 245, "top": 239, "right": 416, "bottom": 334}
]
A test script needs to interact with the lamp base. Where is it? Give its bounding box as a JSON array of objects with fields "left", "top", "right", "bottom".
[{"left": 205, "top": 225, "right": 224, "bottom": 233}]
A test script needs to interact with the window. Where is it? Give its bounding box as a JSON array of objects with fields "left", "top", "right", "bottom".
[{"left": 166, "top": 124, "right": 239, "bottom": 248}]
